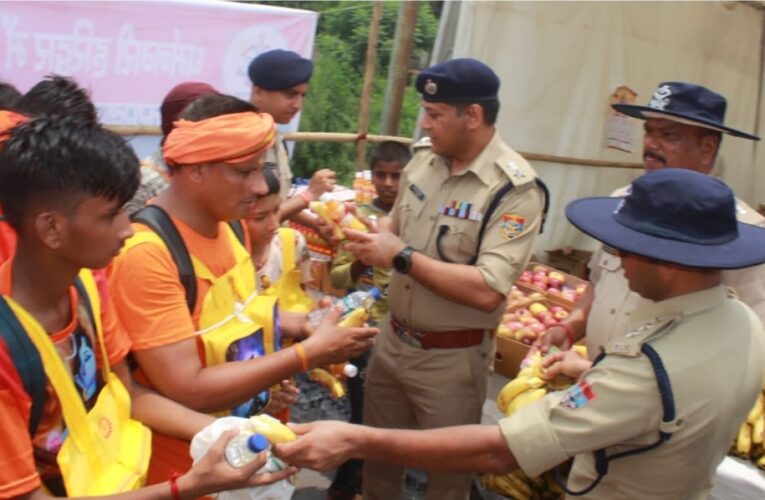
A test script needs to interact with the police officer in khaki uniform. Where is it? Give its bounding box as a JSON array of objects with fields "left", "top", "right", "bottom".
[
  {"left": 342, "top": 58, "right": 545, "bottom": 500},
  {"left": 247, "top": 49, "right": 337, "bottom": 238},
  {"left": 535, "top": 82, "right": 765, "bottom": 369},
  {"left": 274, "top": 169, "right": 765, "bottom": 500}
]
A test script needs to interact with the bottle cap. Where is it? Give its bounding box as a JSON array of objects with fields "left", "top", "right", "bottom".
[
  {"left": 368, "top": 287, "right": 382, "bottom": 302},
  {"left": 247, "top": 433, "right": 270, "bottom": 453},
  {"left": 343, "top": 363, "right": 359, "bottom": 378}
]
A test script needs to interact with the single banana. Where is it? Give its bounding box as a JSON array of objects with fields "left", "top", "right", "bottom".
[
  {"left": 737, "top": 422, "right": 753, "bottom": 456},
  {"left": 747, "top": 393, "right": 764, "bottom": 424},
  {"left": 506, "top": 388, "right": 547, "bottom": 417},
  {"left": 249, "top": 414, "right": 297, "bottom": 443},
  {"left": 309, "top": 367, "right": 346, "bottom": 398},
  {"left": 497, "top": 376, "right": 545, "bottom": 413},
  {"left": 753, "top": 414, "right": 765, "bottom": 445},
  {"left": 338, "top": 307, "right": 368, "bottom": 328},
  {"left": 757, "top": 453, "right": 765, "bottom": 470}
]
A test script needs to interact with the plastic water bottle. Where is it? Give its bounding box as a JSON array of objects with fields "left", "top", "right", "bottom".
[
  {"left": 307, "top": 287, "right": 382, "bottom": 327},
  {"left": 224, "top": 432, "right": 270, "bottom": 468}
]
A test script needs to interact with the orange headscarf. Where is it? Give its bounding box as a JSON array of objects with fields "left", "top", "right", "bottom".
[
  {"left": 163, "top": 111, "right": 276, "bottom": 167},
  {"left": 0, "top": 110, "right": 28, "bottom": 151},
  {"left": 0, "top": 110, "right": 28, "bottom": 266}
]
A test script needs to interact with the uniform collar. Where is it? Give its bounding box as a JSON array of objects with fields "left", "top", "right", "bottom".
[
  {"left": 627, "top": 284, "right": 727, "bottom": 333},
  {"left": 431, "top": 130, "right": 502, "bottom": 187}
]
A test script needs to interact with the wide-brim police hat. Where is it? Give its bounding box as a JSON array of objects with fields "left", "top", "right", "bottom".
[
  {"left": 566, "top": 169, "right": 765, "bottom": 269},
  {"left": 613, "top": 81, "right": 759, "bottom": 140}
]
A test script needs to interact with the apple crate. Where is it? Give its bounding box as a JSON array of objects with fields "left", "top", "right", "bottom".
[{"left": 516, "top": 261, "right": 589, "bottom": 307}]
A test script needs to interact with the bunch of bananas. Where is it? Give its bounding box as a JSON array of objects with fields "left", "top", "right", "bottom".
[
  {"left": 485, "top": 348, "right": 584, "bottom": 498},
  {"left": 731, "top": 387, "right": 765, "bottom": 469},
  {"left": 496, "top": 346, "right": 587, "bottom": 416},
  {"left": 481, "top": 469, "right": 565, "bottom": 500}
]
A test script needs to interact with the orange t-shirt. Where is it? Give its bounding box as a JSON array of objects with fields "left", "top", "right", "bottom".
[
  {"left": 108, "top": 217, "right": 249, "bottom": 485},
  {"left": 109, "top": 218, "right": 248, "bottom": 350},
  {"left": 0, "top": 262, "right": 131, "bottom": 497}
]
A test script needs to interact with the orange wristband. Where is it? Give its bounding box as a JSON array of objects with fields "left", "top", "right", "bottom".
[
  {"left": 293, "top": 343, "right": 309, "bottom": 372},
  {"left": 557, "top": 322, "right": 576, "bottom": 347}
]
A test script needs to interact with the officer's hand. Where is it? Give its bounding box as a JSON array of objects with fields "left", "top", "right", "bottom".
[
  {"left": 530, "top": 325, "right": 572, "bottom": 356},
  {"left": 180, "top": 429, "right": 298, "bottom": 497},
  {"left": 273, "top": 421, "right": 360, "bottom": 471},
  {"left": 302, "top": 306, "right": 378, "bottom": 367},
  {"left": 542, "top": 350, "right": 591, "bottom": 380},
  {"left": 308, "top": 168, "right": 336, "bottom": 199},
  {"left": 344, "top": 229, "right": 405, "bottom": 268}
]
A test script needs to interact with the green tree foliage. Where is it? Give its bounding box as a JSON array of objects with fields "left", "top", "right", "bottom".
[{"left": 256, "top": 1, "right": 440, "bottom": 184}]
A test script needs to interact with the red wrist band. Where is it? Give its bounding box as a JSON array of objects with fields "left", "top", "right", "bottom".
[{"left": 170, "top": 472, "right": 182, "bottom": 500}]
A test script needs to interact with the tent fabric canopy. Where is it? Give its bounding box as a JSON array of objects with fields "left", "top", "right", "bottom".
[{"left": 451, "top": 1, "right": 763, "bottom": 253}]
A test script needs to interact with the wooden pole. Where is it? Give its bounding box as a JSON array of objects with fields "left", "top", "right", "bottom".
[
  {"left": 355, "top": 0, "right": 382, "bottom": 172},
  {"left": 380, "top": 0, "right": 419, "bottom": 136},
  {"left": 105, "top": 125, "right": 643, "bottom": 169}
]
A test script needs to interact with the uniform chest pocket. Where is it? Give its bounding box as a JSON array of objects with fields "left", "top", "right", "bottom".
[
  {"left": 397, "top": 194, "right": 427, "bottom": 241},
  {"left": 597, "top": 251, "right": 623, "bottom": 273},
  {"left": 436, "top": 219, "right": 479, "bottom": 264}
]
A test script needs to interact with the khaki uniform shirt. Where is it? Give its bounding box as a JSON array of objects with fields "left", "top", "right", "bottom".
[
  {"left": 501, "top": 285, "right": 765, "bottom": 499},
  {"left": 265, "top": 134, "right": 292, "bottom": 201},
  {"left": 585, "top": 185, "right": 765, "bottom": 360},
  {"left": 388, "top": 132, "right": 544, "bottom": 331}
]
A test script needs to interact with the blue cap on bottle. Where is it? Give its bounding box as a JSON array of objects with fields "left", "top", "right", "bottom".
[
  {"left": 247, "top": 433, "right": 270, "bottom": 453},
  {"left": 368, "top": 287, "right": 382, "bottom": 302}
]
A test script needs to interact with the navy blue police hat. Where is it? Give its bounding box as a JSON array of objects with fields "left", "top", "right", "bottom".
[
  {"left": 612, "top": 82, "right": 759, "bottom": 140},
  {"left": 415, "top": 58, "right": 499, "bottom": 103},
  {"left": 247, "top": 49, "right": 314, "bottom": 90},
  {"left": 566, "top": 169, "right": 765, "bottom": 269}
]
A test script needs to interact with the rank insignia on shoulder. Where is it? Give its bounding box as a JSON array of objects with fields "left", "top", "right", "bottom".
[
  {"left": 507, "top": 161, "right": 526, "bottom": 180},
  {"left": 500, "top": 213, "right": 526, "bottom": 240},
  {"left": 560, "top": 381, "right": 596, "bottom": 410},
  {"left": 409, "top": 183, "right": 426, "bottom": 201}
]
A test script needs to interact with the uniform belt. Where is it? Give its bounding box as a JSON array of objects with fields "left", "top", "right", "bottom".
[{"left": 390, "top": 316, "right": 485, "bottom": 349}]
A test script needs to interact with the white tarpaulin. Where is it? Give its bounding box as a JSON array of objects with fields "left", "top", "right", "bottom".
[{"left": 451, "top": 1, "right": 763, "bottom": 253}]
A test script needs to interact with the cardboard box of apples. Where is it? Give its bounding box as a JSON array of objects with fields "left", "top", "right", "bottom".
[{"left": 516, "top": 262, "right": 588, "bottom": 306}]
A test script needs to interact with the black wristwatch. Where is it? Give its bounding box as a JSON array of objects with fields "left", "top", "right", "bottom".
[{"left": 393, "top": 246, "right": 416, "bottom": 274}]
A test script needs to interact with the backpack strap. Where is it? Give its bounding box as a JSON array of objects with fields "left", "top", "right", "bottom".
[
  {"left": 0, "top": 296, "right": 46, "bottom": 436},
  {"left": 131, "top": 205, "right": 197, "bottom": 312},
  {"left": 131, "top": 206, "right": 247, "bottom": 313}
]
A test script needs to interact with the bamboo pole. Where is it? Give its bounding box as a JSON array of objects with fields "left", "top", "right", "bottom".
[
  {"left": 105, "top": 125, "right": 643, "bottom": 169},
  {"left": 380, "top": 0, "right": 419, "bottom": 135},
  {"left": 355, "top": 1, "right": 383, "bottom": 172}
]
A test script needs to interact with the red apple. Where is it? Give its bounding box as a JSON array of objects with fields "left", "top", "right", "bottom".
[
  {"left": 506, "top": 321, "right": 524, "bottom": 332},
  {"left": 547, "top": 287, "right": 561, "bottom": 295},
  {"left": 529, "top": 323, "right": 546, "bottom": 335},
  {"left": 543, "top": 317, "right": 559, "bottom": 327},
  {"left": 515, "top": 308, "right": 531, "bottom": 317},
  {"left": 549, "top": 305, "right": 564, "bottom": 313},
  {"left": 548, "top": 277, "right": 563, "bottom": 288}
]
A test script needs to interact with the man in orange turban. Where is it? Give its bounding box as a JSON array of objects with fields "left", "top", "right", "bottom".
[{"left": 108, "top": 94, "right": 377, "bottom": 485}]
